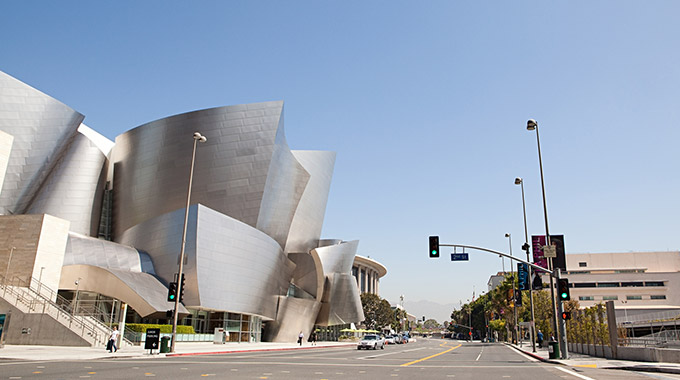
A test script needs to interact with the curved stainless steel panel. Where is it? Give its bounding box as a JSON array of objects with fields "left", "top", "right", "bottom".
[
  {"left": 27, "top": 125, "right": 110, "bottom": 236},
  {"left": 118, "top": 204, "right": 295, "bottom": 320},
  {"left": 112, "top": 101, "right": 295, "bottom": 240},
  {"left": 288, "top": 252, "right": 324, "bottom": 300},
  {"left": 60, "top": 264, "right": 188, "bottom": 318},
  {"left": 255, "top": 120, "right": 310, "bottom": 247},
  {"left": 0, "top": 71, "right": 84, "bottom": 215},
  {"left": 0, "top": 130, "right": 13, "bottom": 196},
  {"left": 312, "top": 240, "right": 364, "bottom": 326},
  {"left": 285, "top": 151, "right": 336, "bottom": 254},
  {"left": 65, "top": 232, "right": 146, "bottom": 272},
  {"left": 262, "top": 296, "right": 321, "bottom": 343},
  {"left": 315, "top": 240, "right": 359, "bottom": 274},
  {"left": 315, "top": 273, "right": 365, "bottom": 325}
]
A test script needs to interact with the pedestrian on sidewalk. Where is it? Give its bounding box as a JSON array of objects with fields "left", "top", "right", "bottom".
[
  {"left": 309, "top": 331, "right": 317, "bottom": 346},
  {"left": 298, "top": 331, "right": 304, "bottom": 346},
  {"left": 537, "top": 329, "right": 543, "bottom": 348},
  {"left": 108, "top": 326, "right": 119, "bottom": 353}
]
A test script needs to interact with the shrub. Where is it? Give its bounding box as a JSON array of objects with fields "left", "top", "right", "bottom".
[{"left": 120, "top": 323, "right": 196, "bottom": 334}]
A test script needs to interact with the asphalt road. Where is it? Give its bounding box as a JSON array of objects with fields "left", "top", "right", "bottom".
[{"left": 0, "top": 338, "right": 677, "bottom": 379}]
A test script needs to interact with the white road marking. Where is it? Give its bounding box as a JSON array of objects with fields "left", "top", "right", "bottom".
[
  {"left": 554, "top": 366, "right": 595, "bottom": 380},
  {"left": 476, "top": 347, "right": 484, "bottom": 361}
]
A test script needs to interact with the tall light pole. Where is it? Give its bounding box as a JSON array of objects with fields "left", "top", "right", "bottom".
[
  {"left": 515, "top": 177, "right": 536, "bottom": 352},
  {"left": 4, "top": 246, "right": 15, "bottom": 285},
  {"left": 505, "top": 233, "right": 518, "bottom": 344},
  {"left": 170, "top": 131, "right": 207, "bottom": 353},
  {"left": 526, "top": 119, "right": 567, "bottom": 359}
]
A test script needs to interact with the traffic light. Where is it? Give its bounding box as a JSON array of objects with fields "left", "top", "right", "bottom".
[
  {"left": 561, "top": 311, "right": 571, "bottom": 320},
  {"left": 429, "top": 236, "right": 439, "bottom": 258},
  {"left": 179, "top": 274, "right": 186, "bottom": 302},
  {"left": 557, "top": 278, "right": 570, "bottom": 301},
  {"left": 167, "top": 282, "right": 178, "bottom": 302}
]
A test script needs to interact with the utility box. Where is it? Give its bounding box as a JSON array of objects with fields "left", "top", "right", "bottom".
[{"left": 214, "top": 328, "right": 226, "bottom": 344}]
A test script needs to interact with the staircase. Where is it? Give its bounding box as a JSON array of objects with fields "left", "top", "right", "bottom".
[{"left": 0, "top": 276, "right": 131, "bottom": 347}]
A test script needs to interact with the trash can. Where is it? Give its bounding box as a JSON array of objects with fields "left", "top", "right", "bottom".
[
  {"left": 548, "top": 341, "right": 559, "bottom": 359},
  {"left": 160, "top": 336, "right": 171, "bottom": 353}
]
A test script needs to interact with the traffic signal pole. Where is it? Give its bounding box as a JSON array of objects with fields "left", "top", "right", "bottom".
[{"left": 438, "top": 242, "right": 568, "bottom": 359}]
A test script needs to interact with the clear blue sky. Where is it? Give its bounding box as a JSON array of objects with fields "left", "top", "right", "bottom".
[{"left": 2, "top": 1, "right": 679, "bottom": 322}]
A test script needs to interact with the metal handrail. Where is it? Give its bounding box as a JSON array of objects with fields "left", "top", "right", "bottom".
[{"left": 0, "top": 275, "right": 113, "bottom": 347}]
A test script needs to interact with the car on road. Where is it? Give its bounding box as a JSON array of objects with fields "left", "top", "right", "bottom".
[
  {"left": 357, "top": 334, "right": 385, "bottom": 350},
  {"left": 384, "top": 335, "right": 395, "bottom": 345}
]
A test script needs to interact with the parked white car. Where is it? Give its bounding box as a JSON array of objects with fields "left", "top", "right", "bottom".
[{"left": 357, "top": 334, "right": 385, "bottom": 350}]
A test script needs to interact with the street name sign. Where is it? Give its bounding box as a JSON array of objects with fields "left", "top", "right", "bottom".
[{"left": 451, "top": 253, "right": 469, "bottom": 261}]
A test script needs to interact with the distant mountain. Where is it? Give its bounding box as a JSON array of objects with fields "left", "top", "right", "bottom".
[{"left": 404, "top": 300, "right": 456, "bottom": 324}]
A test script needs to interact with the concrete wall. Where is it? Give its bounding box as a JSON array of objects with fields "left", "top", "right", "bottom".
[
  {"left": 0, "top": 298, "right": 90, "bottom": 346},
  {"left": 0, "top": 214, "right": 69, "bottom": 301},
  {"left": 568, "top": 342, "right": 680, "bottom": 363}
]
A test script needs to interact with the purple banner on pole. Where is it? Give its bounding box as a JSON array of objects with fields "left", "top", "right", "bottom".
[{"left": 532, "top": 235, "right": 547, "bottom": 273}]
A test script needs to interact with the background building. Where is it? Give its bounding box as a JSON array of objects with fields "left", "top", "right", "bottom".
[{"left": 558, "top": 251, "right": 680, "bottom": 321}]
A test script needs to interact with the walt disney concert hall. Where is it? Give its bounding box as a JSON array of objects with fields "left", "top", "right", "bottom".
[{"left": 0, "top": 70, "right": 365, "bottom": 345}]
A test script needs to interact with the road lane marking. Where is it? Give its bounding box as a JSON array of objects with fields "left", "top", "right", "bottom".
[
  {"left": 400, "top": 343, "right": 462, "bottom": 367},
  {"left": 554, "top": 366, "right": 595, "bottom": 380},
  {"left": 358, "top": 347, "right": 426, "bottom": 360},
  {"left": 573, "top": 364, "right": 597, "bottom": 368},
  {"left": 475, "top": 347, "right": 484, "bottom": 361}
]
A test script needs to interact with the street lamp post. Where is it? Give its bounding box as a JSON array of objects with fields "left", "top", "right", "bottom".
[
  {"left": 505, "top": 233, "right": 518, "bottom": 345},
  {"left": 515, "top": 177, "right": 537, "bottom": 352},
  {"left": 527, "top": 119, "right": 568, "bottom": 359},
  {"left": 170, "top": 132, "right": 207, "bottom": 353},
  {"left": 73, "top": 278, "right": 82, "bottom": 314},
  {"left": 4, "top": 246, "right": 15, "bottom": 286}
]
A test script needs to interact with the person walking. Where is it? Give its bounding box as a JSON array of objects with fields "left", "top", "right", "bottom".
[
  {"left": 537, "top": 329, "right": 544, "bottom": 348},
  {"left": 108, "top": 326, "right": 119, "bottom": 353},
  {"left": 298, "top": 331, "right": 304, "bottom": 346},
  {"left": 309, "top": 331, "right": 317, "bottom": 346}
]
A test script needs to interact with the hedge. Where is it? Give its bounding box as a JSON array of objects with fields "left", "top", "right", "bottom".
[{"left": 121, "top": 323, "right": 196, "bottom": 334}]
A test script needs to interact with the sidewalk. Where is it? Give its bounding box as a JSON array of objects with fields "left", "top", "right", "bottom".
[
  {"left": 509, "top": 341, "right": 680, "bottom": 375},
  {"left": 0, "top": 341, "right": 356, "bottom": 361}
]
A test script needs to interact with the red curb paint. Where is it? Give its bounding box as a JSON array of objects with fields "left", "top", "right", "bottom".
[{"left": 166, "top": 345, "right": 350, "bottom": 357}]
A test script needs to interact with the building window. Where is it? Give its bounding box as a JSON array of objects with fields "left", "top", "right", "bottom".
[
  {"left": 651, "top": 295, "right": 667, "bottom": 300},
  {"left": 645, "top": 281, "right": 665, "bottom": 287},
  {"left": 579, "top": 262, "right": 587, "bottom": 267},
  {"left": 626, "top": 295, "right": 642, "bottom": 300},
  {"left": 621, "top": 282, "right": 644, "bottom": 287},
  {"left": 574, "top": 282, "right": 596, "bottom": 288},
  {"left": 579, "top": 296, "right": 594, "bottom": 301},
  {"left": 602, "top": 296, "right": 618, "bottom": 300},
  {"left": 597, "top": 282, "right": 619, "bottom": 288}
]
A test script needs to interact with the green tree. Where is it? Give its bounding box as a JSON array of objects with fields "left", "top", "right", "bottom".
[{"left": 360, "top": 293, "right": 395, "bottom": 330}]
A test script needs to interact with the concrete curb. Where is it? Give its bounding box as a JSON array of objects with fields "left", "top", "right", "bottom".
[{"left": 504, "top": 343, "right": 562, "bottom": 365}]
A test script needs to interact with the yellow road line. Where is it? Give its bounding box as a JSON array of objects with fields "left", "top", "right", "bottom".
[
  {"left": 400, "top": 343, "right": 462, "bottom": 367},
  {"left": 574, "top": 364, "right": 597, "bottom": 368}
]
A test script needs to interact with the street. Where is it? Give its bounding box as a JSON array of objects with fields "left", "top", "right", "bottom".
[{"left": 0, "top": 338, "right": 676, "bottom": 379}]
